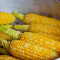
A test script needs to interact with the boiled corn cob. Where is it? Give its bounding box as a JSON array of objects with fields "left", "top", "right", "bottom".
[
  {"left": 0, "top": 39, "right": 59, "bottom": 60},
  {"left": 21, "top": 32, "right": 60, "bottom": 53},
  {"left": 14, "top": 25, "right": 60, "bottom": 41},
  {"left": 0, "top": 25, "right": 60, "bottom": 53},
  {"left": 14, "top": 23, "right": 60, "bottom": 36},
  {"left": 0, "top": 48, "right": 10, "bottom": 55},
  {"left": 13, "top": 11, "right": 60, "bottom": 28},
  {"left": 29, "top": 23, "right": 60, "bottom": 35},
  {"left": 0, "top": 12, "right": 15, "bottom": 25},
  {"left": 0, "top": 55, "right": 19, "bottom": 60}
]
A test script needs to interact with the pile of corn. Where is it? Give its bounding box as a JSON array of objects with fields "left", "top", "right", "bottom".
[{"left": 0, "top": 11, "right": 60, "bottom": 60}]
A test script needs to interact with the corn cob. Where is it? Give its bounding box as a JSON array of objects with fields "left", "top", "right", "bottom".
[
  {"left": 0, "top": 25, "right": 60, "bottom": 53},
  {"left": 29, "top": 23, "right": 60, "bottom": 35},
  {"left": 0, "top": 39, "right": 59, "bottom": 60},
  {"left": 0, "top": 55, "right": 19, "bottom": 60},
  {"left": 0, "top": 48, "right": 10, "bottom": 55},
  {"left": 0, "top": 12, "right": 15, "bottom": 25},
  {"left": 13, "top": 11, "right": 60, "bottom": 28},
  {"left": 14, "top": 24, "right": 60, "bottom": 41},
  {"left": 21, "top": 32, "right": 60, "bottom": 53},
  {"left": 14, "top": 23, "right": 60, "bottom": 36}
]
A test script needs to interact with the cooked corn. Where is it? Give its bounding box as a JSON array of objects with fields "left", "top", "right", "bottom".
[
  {"left": 21, "top": 32, "right": 60, "bottom": 53},
  {"left": 0, "top": 25, "right": 60, "bottom": 53},
  {"left": 0, "top": 39, "right": 59, "bottom": 60},
  {"left": 0, "top": 55, "right": 19, "bottom": 60},
  {"left": 29, "top": 23, "right": 60, "bottom": 35},
  {"left": 14, "top": 25, "right": 60, "bottom": 40},
  {"left": 0, "top": 12, "right": 15, "bottom": 25},
  {"left": 13, "top": 11, "right": 60, "bottom": 28},
  {"left": 14, "top": 23, "right": 60, "bottom": 36}
]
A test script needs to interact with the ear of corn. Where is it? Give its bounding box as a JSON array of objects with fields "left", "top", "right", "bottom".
[
  {"left": 13, "top": 11, "right": 60, "bottom": 28},
  {"left": 0, "top": 55, "right": 19, "bottom": 60},
  {"left": 0, "top": 48, "right": 10, "bottom": 55},
  {"left": 0, "top": 12, "right": 15, "bottom": 25},
  {"left": 20, "top": 32, "right": 60, "bottom": 53},
  {"left": 29, "top": 23, "right": 60, "bottom": 35},
  {"left": 10, "top": 40, "right": 59, "bottom": 60},
  {"left": 0, "top": 38, "right": 59, "bottom": 60},
  {"left": 0, "top": 25, "right": 21, "bottom": 39},
  {"left": 14, "top": 24, "right": 60, "bottom": 41},
  {"left": 25, "top": 14, "right": 60, "bottom": 28}
]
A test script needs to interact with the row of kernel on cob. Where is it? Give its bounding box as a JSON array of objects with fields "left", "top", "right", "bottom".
[
  {"left": 0, "top": 25, "right": 60, "bottom": 53},
  {"left": 0, "top": 38, "right": 59, "bottom": 60}
]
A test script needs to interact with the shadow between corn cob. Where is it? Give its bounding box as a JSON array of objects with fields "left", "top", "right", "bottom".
[
  {"left": 13, "top": 11, "right": 60, "bottom": 28},
  {"left": 0, "top": 38, "right": 59, "bottom": 60},
  {"left": 0, "top": 25, "right": 60, "bottom": 53},
  {"left": 0, "top": 48, "right": 10, "bottom": 55}
]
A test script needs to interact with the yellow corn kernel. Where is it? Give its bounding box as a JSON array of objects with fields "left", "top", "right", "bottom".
[
  {"left": 24, "top": 14, "right": 60, "bottom": 27},
  {"left": 29, "top": 23, "right": 60, "bottom": 35},
  {"left": 0, "top": 12, "right": 15, "bottom": 25},
  {"left": 21, "top": 32, "right": 60, "bottom": 53},
  {"left": 10, "top": 40, "right": 58, "bottom": 60},
  {"left": 0, "top": 31, "right": 10, "bottom": 40},
  {"left": 0, "top": 55, "right": 19, "bottom": 60}
]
